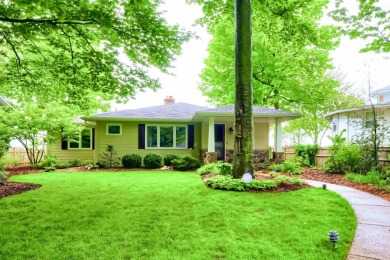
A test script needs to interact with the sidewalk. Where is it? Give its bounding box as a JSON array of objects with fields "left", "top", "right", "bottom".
[{"left": 307, "top": 180, "right": 390, "bottom": 260}]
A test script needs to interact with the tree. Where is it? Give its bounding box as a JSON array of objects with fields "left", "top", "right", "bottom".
[
  {"left": 283, "top": 73, "right": 365, "bottom": 145},
  {"left": 233, "top": 0, "right": 253, "bottom": 178},
  {"left": 0, "top": 0, "right": 190, "bottom": 109},
  {"left": 330, "top": 0, "right": 390, "bottom": 53},
  {"left": 0, "top": 102, "right": 82, "bottom": 164},
  {"left": 193, "top": 0, "right": 339, "bottom": 112}
]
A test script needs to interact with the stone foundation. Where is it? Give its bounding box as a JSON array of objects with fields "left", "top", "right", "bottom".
[
  {"left": 204, "top": 152, "right": 218, "bottom": 164},
  {"left": 201, "top": 149, "right": 284, "bottom": 169}
]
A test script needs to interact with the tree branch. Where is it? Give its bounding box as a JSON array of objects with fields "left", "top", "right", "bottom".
[{"left": 0, "top": 17, "right": 99, "bottom": 25}]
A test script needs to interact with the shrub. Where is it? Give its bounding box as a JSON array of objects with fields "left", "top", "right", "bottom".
[
  {"left": 98, "top": 145, "right": 121, "bottom": 168},
  {"left": 143, "top": 153, "right": 162, "bottom": 169},
  {"left": 197, "top": 162, "right": 232, "bottom": 176},
  {"left": 268, "top": 160, "right": 302, "bottom": 174},
  {"left": 122, "top": 153, "right": 142, "bottom": 168},
  {"left": 0, "top": 162, "right": 7, "bottom": 182},
  {"left": 325, "top": 142, "right": 362, "bottom": 174},
  {"left": 0, "top": 156, "right": 20, "bottom": 168},
  {"left": 163, "top": 154, "right": 179, "bottom": 166},
  {"left": 294, "top": 144, "right": 318, "bottom": 167},
  {"left": 37, "top": 154, "right": 58, "bottom": 169},
  {"left": 171, "top": 155, "right": 201, "bottom": 171},
  {"left": 56, "top": 162, "right": 70, "bottom": 169},
  {"left": 68, "top": 159, "right": 83, "bottom": 167}
]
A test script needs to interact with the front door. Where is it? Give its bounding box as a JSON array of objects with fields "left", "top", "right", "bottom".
[{"left": 214, "top": 124, "right": 225, "bottom": 161}]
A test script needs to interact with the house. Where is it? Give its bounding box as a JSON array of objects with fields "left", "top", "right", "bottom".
[
  {"left": 325, "top": 85, "right": 390, "bottom": 146},
  {"left": 49, "top": 97, "right": 301, "bottom": 166}
]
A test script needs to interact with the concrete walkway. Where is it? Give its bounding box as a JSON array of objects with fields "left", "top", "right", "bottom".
[{"left": 307, "top": 180, "right": 390, "bottom": 260}]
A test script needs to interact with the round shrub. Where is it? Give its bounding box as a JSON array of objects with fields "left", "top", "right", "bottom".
[
  {"left": 164, "top": 154, "right": 179, "bottom": 166},
  {"left": 171, "top": 155, "right": 201, "bottom": 171},
  {"left": 122, "top": 153, "right": 142, "bottom": 168},
  {"left": 143, "top": 153, "right": 162, "bottom": 168}
]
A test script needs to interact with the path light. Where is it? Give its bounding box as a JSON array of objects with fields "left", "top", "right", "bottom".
[
  {"left": 328, "top": 230, "right": 339, "bottom": 247},
  {"left": 242, "top": 172, "right": 252, "bottom": 183},
  {"left": 323, "top": 184, "right": 327, "bottom": 189},
  {"left": 229, "top": 127, "right": 234, "bottom": 135}
]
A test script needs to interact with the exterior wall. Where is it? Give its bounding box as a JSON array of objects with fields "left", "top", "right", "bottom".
[
  {"left": 49, "top": 129, "right": 95, "bottom": 162},
  {"left": 95, "top": 121, "right": 202, "bottom": 164},
  {"left": 331, "top": 107, "right": 390, "bottom": 146},
  {"left": 253, "top": 123, "right": 269, "bottom": 150}
]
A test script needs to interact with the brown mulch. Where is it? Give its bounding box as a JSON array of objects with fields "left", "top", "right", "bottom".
[{"left": 1, "top": 165, "right": 390, "bottom": 202}]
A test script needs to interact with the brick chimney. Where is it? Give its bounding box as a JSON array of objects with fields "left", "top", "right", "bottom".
[{"left": 164, "top": 96, "right": 175, "bottom": 105}]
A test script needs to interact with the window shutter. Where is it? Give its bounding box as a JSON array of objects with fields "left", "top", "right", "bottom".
[
  {"left": 61, "top": 128, "right": 68, "bottom": 150},
  {"left": 92, "top": 128, "right": 95, "bottom": 150},
  {"left": 138, "top": 124, "right": 145, "bottom": 149},
  {"left": 188, "top": 125, "right": 194, "bottom": 149}
]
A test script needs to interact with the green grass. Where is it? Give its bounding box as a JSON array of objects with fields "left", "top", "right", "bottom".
[{"left": 0, "top": 171, "right": 356, "bottom": 259}]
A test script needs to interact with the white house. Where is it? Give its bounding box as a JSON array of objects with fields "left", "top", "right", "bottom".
[{"left": 325, "top": 85, "right": 390, "bottom": 146}]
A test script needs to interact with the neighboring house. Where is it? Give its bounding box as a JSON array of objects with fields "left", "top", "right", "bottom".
[
  {"left": 49, "top": 97, "right": 300, "bottom": 166},
  {"left": 325, "top": 85, "right": 390, "bottom": 146}
]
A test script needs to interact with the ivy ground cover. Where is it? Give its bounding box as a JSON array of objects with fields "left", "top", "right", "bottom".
[{"left": 0, "top": 171, "right": 356, "bottom": 259}]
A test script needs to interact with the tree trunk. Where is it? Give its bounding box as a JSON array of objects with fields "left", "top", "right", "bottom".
[{"left": 233, "top": 0, "right": 253, "bottom": 178}]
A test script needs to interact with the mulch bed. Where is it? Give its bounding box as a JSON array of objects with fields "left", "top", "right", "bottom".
[{"left": 1, "top": 165, "right": 390, "bottom": 202}]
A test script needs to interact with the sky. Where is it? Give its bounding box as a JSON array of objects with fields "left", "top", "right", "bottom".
[{"left": 112, "top": 0, "right": 390, "bottom": 111}]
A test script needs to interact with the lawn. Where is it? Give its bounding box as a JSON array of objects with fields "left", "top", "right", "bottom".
[{"left": 0, "top": 171, "right": 356, "bottom": 259}]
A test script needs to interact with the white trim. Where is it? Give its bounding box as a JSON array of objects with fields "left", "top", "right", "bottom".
[
  {"left": 145, "top": 124, "right": 188, "bottom": 149},
  {"left": 106, "top": 123, "right": 122, "bottom": 135}
]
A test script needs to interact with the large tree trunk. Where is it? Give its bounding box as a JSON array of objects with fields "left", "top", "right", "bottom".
[{"left": 233, "top": 0, "right": 253, "bottom": 178}]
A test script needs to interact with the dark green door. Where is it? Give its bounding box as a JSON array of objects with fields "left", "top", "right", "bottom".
[{"left": 214, "top": 124, "right": 225, "bottom": 161}]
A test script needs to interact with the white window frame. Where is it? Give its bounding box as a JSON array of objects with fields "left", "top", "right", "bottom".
[
  {"left": 145, "top": 124, "right": 187, "bottom": 149},
  {"left": 68, "top": 129, "right": 92, "bottom": 149},
  {"left": 106, "top": 123, "right": 122, "bottom": 135}
]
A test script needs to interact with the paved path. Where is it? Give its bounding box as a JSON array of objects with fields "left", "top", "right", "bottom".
[{"left": 307, "top": 180, "right": 390, "bottom": 260}]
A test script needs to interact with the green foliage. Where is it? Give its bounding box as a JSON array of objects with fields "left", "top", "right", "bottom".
[
  {"left": 98, "top": 145, "right": 121, "bottom": 168},
  {"left": 68, "top": 159, "right": 83, "bottom": 167},
  {"left": 330, "top": 0, "right": 390, "bottom": 53},
  {"left": 268, "top": 160, "right": 302, "bottom": 174},
  {"left": 143, "top": 153, "right": 162, "bottom": 169},
  {"left": 271, "top": 173, "right": 306, "bottom": 186},
  {"left": 197, "top": 162, "right": 232, "bottom": 176},
  {"left": 0, "top": 1, "right": 190, "bottom": 110},
  {"left": 122, "top": 153, "right": 142, "bottom": 168},
  {"left": 0, "top": 156, "right": 20, "bottom": 168},
  {"left": 346, "top": 169, "right": 390, "bottom": 191},
  {"left": 170, "top": 155, "right": 201, "bottom": 171},
  {"left": 325, "top": 131, "right": 363, "bottom": 174},
  {"left": 295, "top": 144, "right": 319, "bottom": 167},
  {"left": 0, "top": 169, "right": 7, "bottom": 182},
  {"left": 163, "top": 154, "right": 179, "bottom": 167},
  {"left": 0, "top": 102, "right": 82, "bottom": 164},
  {"left": 204, "top": 175, "right": 278, "bottom": 191}
]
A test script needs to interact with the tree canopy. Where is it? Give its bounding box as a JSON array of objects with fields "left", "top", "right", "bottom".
[
  {"left": 0, "top": 0, "right": 190, "bottom": 110},
  {"left": 330, "top": 0, "right": 390, "bottom": 53}
]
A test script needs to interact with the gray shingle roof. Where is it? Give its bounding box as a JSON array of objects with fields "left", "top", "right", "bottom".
[
  {"left": 200, "top": 104, "right": 300, "bottom": 116},
  {"left": 90, "top": 102, "right": 208, "bottom": 120},
  {"left": 87, "top": 103, "right": 300, "bottom": 121}
]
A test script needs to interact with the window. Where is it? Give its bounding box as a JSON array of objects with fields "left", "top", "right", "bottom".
[
  {"left": 69, "top": 129, "right": 92, "bottom": 149},
  {"left": 106, "top": 123, "right": 122, "bottom": 135},
  {"left": 365, "top": 112, "right": 374, "bottom": 129},
  {"left": 379, "top": 95, "right": 384, "bottom": 102},
  {"left": 332, "top": 120, "right": 337, "bottom": 132},
  {"left": 146, "top": 125, "right": 187, "bottom": 148}
]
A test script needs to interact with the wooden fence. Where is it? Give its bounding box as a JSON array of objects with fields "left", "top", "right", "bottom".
[
  {"left": 6, "top": 147, "right": 31, "bottom": 164},
  {"left": 282, "top": 146, "right": 331, "bottom": 167}
]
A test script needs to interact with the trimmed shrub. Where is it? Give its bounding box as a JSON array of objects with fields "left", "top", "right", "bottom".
[
  {"left": 143, "top": 153, "right": 162, "bottom": 168},
  {"left": 294, "top": 144, "right": 319, "bottom": 167},
  {"left": 268, "top": 160, "right": 302, "bottom": 174},
  {"left": 122, "top": 153, "right": 142, "bottom": 168},
  {"left": 171, "top": 155, "right": 201, "bottom": 171},
  {"left": 163, "top": 154, "right": 179, "bottom": 166}
]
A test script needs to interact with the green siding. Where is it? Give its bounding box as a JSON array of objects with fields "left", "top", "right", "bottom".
[{"left": 49, "top": 129, "right": 95, "bottom": 162}]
